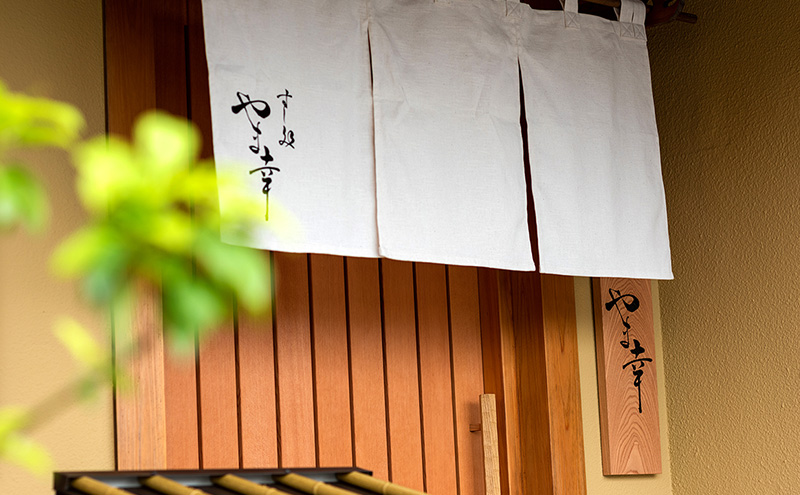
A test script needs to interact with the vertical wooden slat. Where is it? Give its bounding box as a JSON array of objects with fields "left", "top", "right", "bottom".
[
  {"left": 185, "top": 0, "right": 240, "bottom": 469},
  {"left": 415, "top": 263, "right": 458, "bottom": 495},
  {"left": 114, "top": 287, "right": 167, "bottom": 470},
  {"left": 197, "top": 325, "right": 240, "bottom": 468},
  {"left": 237, "top": 256, "right": 279, "bottom": 468},
  {"left": 152, "top": 0, "right": 188, "bottom": 117},
  {"left": 346, "top": 258, "right": 389, "bottom": 479},
  {"left": 274, "top": 252, "right": 316, "bottom": 467},
  {"left": 309, "top": 254, "right": 353, "bottom": 466},
  {"left": 540, "top": 274, "right": 586, "bottom": 495},
  {"left": 478, "top": 269, "right": 519, "bottom": 495},
  {"left": 105, "top": 0, "right": 157, "bottom": 137},
  {"left": 381, "top": 260, "right": 424, "bottom": 491},
  {"left": 494, "top": 271, "right": 521, "bottom": 495},
  {"left": 510, "top": 271, "right": 554, "bottom": 495},
  {"left": 162, "top": 350, "right": 199, "bottom": 469},
  {"left": 152, "top": 0, "right": 201, "bottom": 470},
  {"left": 105, "top": 0, "right": 166, "bottom": 471},
  {"left": 448, "top": 266, "right": 485, "bottom": 495},
  {"left": 186, "top": 0, "right": 214, "bottom": 160}
]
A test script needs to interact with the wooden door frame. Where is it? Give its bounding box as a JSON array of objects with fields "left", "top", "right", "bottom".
[
  {"left": 479, "top": 270, "right": 586, "bottom": 495},
  {"left": 104, "top": 0, "right": 587, "bottom": 492}
]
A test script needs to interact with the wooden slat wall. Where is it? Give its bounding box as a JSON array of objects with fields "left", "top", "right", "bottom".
[
  {"left": 310, "top": 255, "right": 353, "bottom": 467},
  {"left": 382, "top": 260, "right": 425, "bottom": 491},
  {"left": 237, "top": 261, "right": 279, "bottom": 469},
  {"left": 273, "top": 252, "right": 316, "bottom": 467},
  {"left": 106, "top": 1, "right": 587, "bottom": 494},
  {"left": 106, "top": 0, "right": 174, "bottom": 471},
  {"left": 448, "top": 266, "right": 486, "bottom": 495},
  {"left": 416, "top": 264, "right": 459, "bottom": 495},
  {"left": 346, "top": 258, "right": 389, "bottom": 480}
]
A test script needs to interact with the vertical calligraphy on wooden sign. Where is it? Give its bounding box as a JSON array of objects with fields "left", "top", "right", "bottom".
[{"left": 593, "top": 278, "right": 662, "bottom": 475}]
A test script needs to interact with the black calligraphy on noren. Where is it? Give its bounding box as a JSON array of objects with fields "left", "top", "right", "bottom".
[
  {"left": 605, "top": 288, "right": 651, "bottom": 413},
  {"left": 232, "top": 90, "right": 296, "bottom": 221},
  {"left": 277, "top": 89, "right": 295, "bottom": 148}
]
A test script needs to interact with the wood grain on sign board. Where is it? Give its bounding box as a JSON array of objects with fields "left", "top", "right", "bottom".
[
  {"left": 274, "top": 252, "right": 317, "bottom": 467},
  {"left": 381, "top": 260, "right": 425, "bottom": 491},
  {"left": 415, "top": 263, "right": 458, "bottom": 495},
  {"left": 309, "top": 254, "right": 353, "bottom": 466},
  {"left": 593, "top": 278, "right": 662, "bottom": 475},
  {"left": 237, "top": 253, "right": 279, "bottom": 468},
  {"left": 346, "top": 258, "right": 389, "bottom": 480},
  {"left": 448, "top": 266, "right": 485, "bottom": 495}
]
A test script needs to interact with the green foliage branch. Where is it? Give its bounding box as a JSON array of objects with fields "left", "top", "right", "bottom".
[{"left": 0, "top": 81, "right": 271, "bottom": 474}]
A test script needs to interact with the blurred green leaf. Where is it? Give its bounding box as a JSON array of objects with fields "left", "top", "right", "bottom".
[
  {"left": 72, "top": 136, "right": 138, "bottom": 214},
  {"left": 162, "top": 267, "right": 227, "bottom": 339},
  {"left": 143, "top": 211, "right": 194, "bottom": 254},
  {"left": 60, "top": 110, "right": 272, "bottom": 340},
  {"left": 0, "top": 407, "right": 27, "bottom": 439},
  {"left": 0, "top": 81, "right": 84, "bottom": 151},
  {"left": 1, "top": 85, "right": 278, "bottom": 477},
  {"left": 0, "top": 165, "right": 48, "bottom": 232},
  {"left": 55, "top": 318, "right": 106, "bottom": 370},
  {"left": 51, "top": 227, "right": 118, "bottom": 277},
  {"left": 0, "top": 407, "right": 52, "bottom": 476},
  {"left": 134, "top": 111, "right": 199, "bottom": 175},
  {"left": 0, "top": 433, "right": 53, "bottom": 476},
  {"left": 195, "top": 230, "right": 270, "bottom": 313}
]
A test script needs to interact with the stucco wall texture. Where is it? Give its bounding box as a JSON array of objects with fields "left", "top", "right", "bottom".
[
  {"left": 648, "top": 1, "right": 800, "bottom": 494},
  {"left": 0, "top": 1, "right": 113, "bottom": 494}
]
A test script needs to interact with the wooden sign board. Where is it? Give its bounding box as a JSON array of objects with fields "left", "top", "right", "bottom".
[{"left": 593, "top": 278, "right": 662, "bottom": 475}]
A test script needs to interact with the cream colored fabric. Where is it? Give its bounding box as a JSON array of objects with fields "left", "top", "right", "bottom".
[
  {"left": 518, "top": 0, "right": 673, "bottom": 279},
  {"left": 202, "top": 0, "right": 379, "bottom": 258},
  {"left": 369, "top": 0, "right": 535, "bottom": 271},
  {"left": 202, "top": 0, "right": 673, "bottom": 278}
]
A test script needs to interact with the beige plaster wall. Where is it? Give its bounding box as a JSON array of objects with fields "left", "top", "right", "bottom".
[
  {"left": 0, "top": 1, "right": 113, "bottom": 493},
  {"left": 648, "top": 1, "right": 800, "bottom": 493},
  {"left": 575, "top": 278, "right": 673, "bottom": 495}
]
